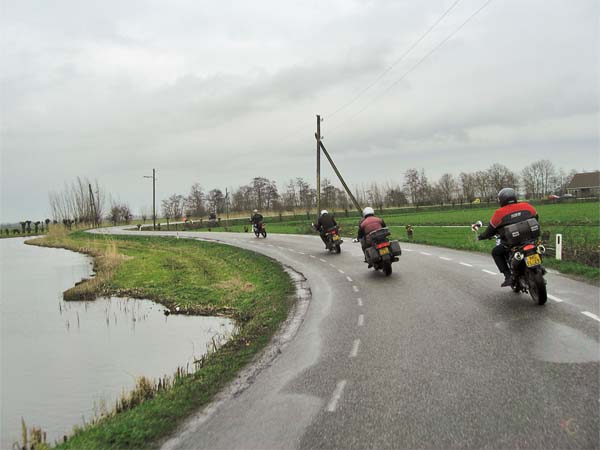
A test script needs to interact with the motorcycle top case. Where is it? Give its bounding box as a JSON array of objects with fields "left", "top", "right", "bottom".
[
  {"left": 368, "top": 228, "right": 391, "bottom": 243},
  {"left": 502, "top": 218, "right": 540, "bottom": 246}
]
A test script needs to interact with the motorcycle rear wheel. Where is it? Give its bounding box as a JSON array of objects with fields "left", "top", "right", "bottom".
[
  {"left": 262, "top": 231, "right": 267, "bottom": 238},
  {"left": 528, "top": 270, "right": 547, "bottom": 305},
  {"left": 383, "top": 261, "right": 392, "bottom": 276},
  {"left": 335, "top": 244, "right": 341, "bottom": 254}
]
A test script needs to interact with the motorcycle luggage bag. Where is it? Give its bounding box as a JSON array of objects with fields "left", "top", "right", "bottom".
[
  {"left": 502, "top": 218, "right": 540, "bottom": 246},
  {"left": 368, "top": 228, "right": 390, "bottom": 243},
  {"left": 365, "top": 246, "right": 380, "bottom": 263},
  {"left": 390, "top": 240, "right": 402, "bottom": 256}
]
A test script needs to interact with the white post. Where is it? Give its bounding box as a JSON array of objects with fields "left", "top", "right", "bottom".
[{"left": 555, "top": 234, "right": 562, "bottom": 260}]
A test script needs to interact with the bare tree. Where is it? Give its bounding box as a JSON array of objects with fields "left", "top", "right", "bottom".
[
  {"left": 436, "top": 173, "right": 458, "bottom": 204},
  {"left": 185, "top": 183, "right": 206, "bottom": 218},
  {"left": 161, "top": 194, "right": 185, "bottom": 219}
]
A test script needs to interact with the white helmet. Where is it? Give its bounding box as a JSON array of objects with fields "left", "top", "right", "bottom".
[
  {"left": 320, "top": 210, "right": 328, "bottom": 216},
  {"left": 253, "top": 209, "right": 258, "bottom": 214},
  {"left": 362, "top": 206, "right": 374, "bottom": 218}
]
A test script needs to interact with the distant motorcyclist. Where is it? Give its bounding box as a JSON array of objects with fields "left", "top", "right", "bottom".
[
  {"left": 250, "top": 209, "right": 263, "bottom": 226},
  {"left": 357, "top": 207, "right": 386, "bottom": 264},
  {"left": 477, "top": 188, "right": 538, "bottom": 287},
  {"left": 314, "top": 210, "right": 338, "bottom": 247}
]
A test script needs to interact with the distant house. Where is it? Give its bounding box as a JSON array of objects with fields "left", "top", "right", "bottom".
[{"left": 566, "top": 171, "right": 600, "bottom": 197}]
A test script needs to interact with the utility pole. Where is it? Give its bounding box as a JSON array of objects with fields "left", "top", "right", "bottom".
[
  {"left": 318, "top": 140, "right": 362, "bottom": 214},
  {"left": 88, "top": 183, "right": 98, "bottom": 227},
  {"left": 225, "top": 188, "right": 229, "bottom": 229},
  {"left": 316, "top": 115, "right": 321, "bottom": 215},
  {"left": 144, "top": 169, "right": 156, "bottom": 230}
]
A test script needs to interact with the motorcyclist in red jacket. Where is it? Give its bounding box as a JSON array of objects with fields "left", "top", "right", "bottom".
[
  {"left": 478, "top": 188, "right": 538, "bottom": 287},
  {"left": 357, "top": 207, "right": 386, "bottom": 265}
]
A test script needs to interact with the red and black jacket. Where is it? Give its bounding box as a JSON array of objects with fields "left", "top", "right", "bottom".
[{"left": 479, "top": 202, "right": 538, "bottom": 241}]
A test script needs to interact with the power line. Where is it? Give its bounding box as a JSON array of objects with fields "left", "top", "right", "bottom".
[
  {"left": 329, "top": 0, "right": 494, "bottom": 133},
  {"left": 326, "top": 0, "right": 463, "bottom": 120}
]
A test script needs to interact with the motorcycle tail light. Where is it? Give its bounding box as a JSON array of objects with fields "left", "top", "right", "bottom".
[
  {"left": 523, "top": 244, "right": 535, "bottom": 251},
  {"left": 537, "top": 245, "right": 546, "bottom": 254},
  {"left": 331, "top": 230, "right": 337, "bottom": 235},
  {"left": 376, "top": 242, "right": 390, "bottom": 249},
  {"left": 514, "top": 252, "right": 524, "bottom": 261}
]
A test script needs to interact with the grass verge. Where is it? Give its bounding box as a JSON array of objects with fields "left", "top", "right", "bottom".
[{"left": 25, "top": 227, "right": 293, "bottom": 450}]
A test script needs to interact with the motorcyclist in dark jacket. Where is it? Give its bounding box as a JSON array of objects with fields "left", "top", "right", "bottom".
[
  {"left": 357, "top": 207, "right": 386, "bottom": 265},
  {"left": 250, "top": 209, "right": 263, "bottom": 226},
  {"left": 478, "top": 188, "right": 538, "bottom": 287},
  {"left": 315, "top": 210, "right": 338, "bottom": 247}
]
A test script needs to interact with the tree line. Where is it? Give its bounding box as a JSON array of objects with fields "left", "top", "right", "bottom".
[
  {"left": 160, "top": 159, "right": 577, "bottom": 219},
  {"left": 41, "top": 159, "right": 579, "bottom": 225}
]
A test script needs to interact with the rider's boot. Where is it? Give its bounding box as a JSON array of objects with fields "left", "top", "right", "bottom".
[{"left": 501, "top": 270, "right": 513, "bottom": 287}]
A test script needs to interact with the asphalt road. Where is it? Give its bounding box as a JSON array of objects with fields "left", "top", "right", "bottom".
[{"left": 101, "top": 228, "right": 599, "bottom": 449}]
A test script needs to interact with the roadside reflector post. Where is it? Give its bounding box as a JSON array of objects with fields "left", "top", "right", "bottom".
[{"left": 556, "top": 234, "right": 562, "bottom": 260}]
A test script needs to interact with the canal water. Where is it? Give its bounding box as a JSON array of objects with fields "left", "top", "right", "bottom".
[{"left": 0, "top": 238, "right": 236, "bottom": 449}]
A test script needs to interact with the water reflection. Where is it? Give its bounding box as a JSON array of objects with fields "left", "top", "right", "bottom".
[{"left": 0, "top": 238, "right": 236, "bottom": 448}]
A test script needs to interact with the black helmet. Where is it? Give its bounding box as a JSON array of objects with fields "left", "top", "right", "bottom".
[{"left": 497, "top": 188, "right": 517, "bottom": 207}]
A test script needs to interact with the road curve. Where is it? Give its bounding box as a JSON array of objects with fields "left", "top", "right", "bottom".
[{"left": 97, "top": 228, "right": 599, "bottom": 450}]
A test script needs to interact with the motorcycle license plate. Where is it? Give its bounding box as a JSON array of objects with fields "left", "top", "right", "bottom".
[
  {"left": 525, "top": 253, "right": 541, "bottom": 267},
  {"left": 333, "top": 234, "right": 340, "bottom": 241},
  {"left": 379, "top": 247, "right": 390, "bottom": 256}
]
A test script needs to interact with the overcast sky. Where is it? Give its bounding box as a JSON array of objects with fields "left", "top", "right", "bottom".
[{"left": 1, "top": 0, "right": 598, "bottom": 222}]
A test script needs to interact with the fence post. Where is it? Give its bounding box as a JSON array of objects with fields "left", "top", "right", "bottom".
[{"left": 555, "top": 234, "right": 562, "bottom": 260}]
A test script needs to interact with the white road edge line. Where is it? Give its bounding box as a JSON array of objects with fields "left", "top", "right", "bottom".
[
  {"left": 357, "top": 298, "right": 363, "bottom": 306},
  {"left": 346, "top": 276, "right": 353, "bottom": 282},
  {"left": 439, "top": 256, "right": 452, "bottom": 261},
  {"left": 460, "top": 262, "right": 473, "bottom": 267},
  {"left": 420, "top": 252, "right": 432, "bottom": 256},
  {"left": 326, "top": 380, "right": 348, "bottom": 412},
  {"left": 482, "top": 269, "right": 497, "bottom": 275},
  {"left": 582, "top": 311, "right": 600, "bottom": 322},
  {"left": 357, "top": 314, "right": 364, "bottom": 327},
  {"left": 349, "top": 339, "right": 361, "bottom": 358},
  {"left": 547, "top": 294, "right": 564, "bottom": 303},
  {"left": 352, "top": 286, "right": 359, "bottom": 293}
]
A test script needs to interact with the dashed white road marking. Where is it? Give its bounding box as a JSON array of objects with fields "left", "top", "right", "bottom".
[
  {"left": 338, "top": 269, "right": 345, "bottom": 274},
  {"left": 482, "top": 269, "right": 497, "bottom": 275},
  {"left": 287, "top": 248, "right": 296, "bottom": 252},
  {"left": 309, "top": 255, "right": 316, "bottom": 259},
  {"left": 268, "top": 244, "right": 274, "bottom": 247},
  {"left": 582, "top": 311, "right": 600, "bottom": 323},
  {"left": 547, "top": 294, "right": 564, "bottom": 303},
  {"left": 460, "top": 262, "right": 473, "bottom": 267},
  {"left": 404, "top": 248, "right": 414, "bottom": 252},
  {"left": 352, "top": 286, "right": 359, "bottom": 293},
  {"left": 277, "top": 246, "right": 285, "bottom": 250},
  {"left": 357, "top": 314, "right": 364, "bottom": 327},
  {"left": 357, "top": 298, "right": 363, "bottom": 306},
  {"left": 439, "top": 256, "right": 452, "bottom": 261},
  {"left": 346, "top": 276, "right": 353, "bottom": 282},
  {"left": 420, "top": 251, "right": 432, "bottom": 256},
  {"left": 298, "top": 251, "right": 305, "bottom": 255},
  {"left": 319, "top": 258, "right": 327, "bottom": 263},
  {"left": 329, "top": 264, "right": 336, "bottom": 268},
  {"left": 326, "top": 380, "right": 347, "bottom": 412},
  {"left": 349, "top": 339, "right": 361, "bottom": 358}
]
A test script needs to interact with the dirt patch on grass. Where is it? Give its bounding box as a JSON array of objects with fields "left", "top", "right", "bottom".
[{"left": 214, "top": 278, "right": 256, "bottom": 293}]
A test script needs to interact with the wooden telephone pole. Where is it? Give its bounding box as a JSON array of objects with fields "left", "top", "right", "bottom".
[{"left": 315, "top": 116, "right": 362, "bottom": 215}]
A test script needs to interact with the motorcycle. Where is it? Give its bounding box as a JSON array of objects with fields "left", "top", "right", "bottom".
[
  {"left": 474, "top": 218, "right": 547, "bottom": 305},
  {"left": 325, "top": 226, "right": 343, "bottom": 253},
  {"left": 361, "top": 228, "right": 401, "bottom": 276},
  {"left": 252, "top": 222, "right": 267, "bottom": 238}
]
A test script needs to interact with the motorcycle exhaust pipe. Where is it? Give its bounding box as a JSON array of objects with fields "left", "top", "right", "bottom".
[{"left": 537, "top": 245, "right": 546, "bottom": 254}]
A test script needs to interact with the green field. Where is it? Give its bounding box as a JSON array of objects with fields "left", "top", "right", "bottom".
[{"left": 27, "top": 230, "right": 293, "bottom": 450}]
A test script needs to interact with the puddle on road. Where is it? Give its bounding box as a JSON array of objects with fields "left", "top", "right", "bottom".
[{"left": 495, "top": 318, "right": 599, "bottom": 363}]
